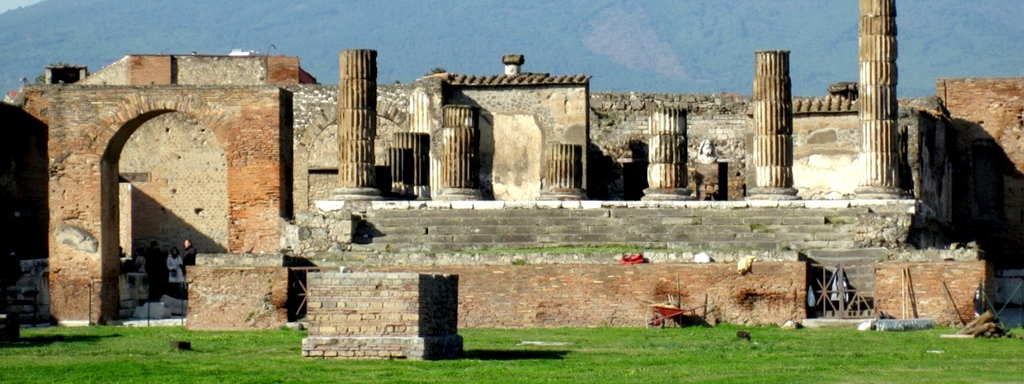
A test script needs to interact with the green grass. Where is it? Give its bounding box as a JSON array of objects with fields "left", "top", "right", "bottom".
[{"left": 1, "top": 325, "right": 1022, "bottom": 383}]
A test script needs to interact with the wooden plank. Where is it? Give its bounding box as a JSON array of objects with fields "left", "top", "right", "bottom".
[{"left": 940, "top": 334, "right": 975, "bottom": 339}]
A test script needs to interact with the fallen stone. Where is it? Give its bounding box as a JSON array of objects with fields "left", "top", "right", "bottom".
[{"left": 781, "top": 320, "right": 802, "bottom": 330}]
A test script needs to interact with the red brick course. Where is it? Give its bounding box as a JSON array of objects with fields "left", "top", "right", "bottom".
[
  {"left": 874, "top": 260, "right": 990, "bottom": 325},
  {"left": 128, "top": 56, "right": 172, "bottom": 85},
  {"left": 364, "top": 262, "right": 807, "bottom": 327}
]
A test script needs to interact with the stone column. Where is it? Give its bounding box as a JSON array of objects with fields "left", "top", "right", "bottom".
[
  {"left": 856, "top": 0, "right": 902, "bottom": 198},
  {"left": 333, "top": 49, "right": 382, "bottom": 200},
  {"left": 384, "top": 147, "right": 411, "bottom": 196},
  {"left": 540, "top": 143, "right": 585, "bottom": 200},
  {"left": 392, "top": 132, "right": 430, "bottom": 199},
  {"left": 748, "top": 50, "right": 799, "bottom": 200},
  {"left": 438, "top": 105, "right": 482, "bottom": 200},
  {"left": 643, "top": 107, "right": 693, "bottom": 201}
]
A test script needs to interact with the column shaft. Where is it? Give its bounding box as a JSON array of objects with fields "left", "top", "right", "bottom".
[
  {"left": 391, "top": 132, "right": 430, "bottom": 199},
  {"left": 748, "top": 50, "right": 799, "bottom": 200},
  {"left": 334, "top": 49, "right": 382, "bottom": 200},
  {"left": 541, "top": 143, "right": 584, "bottom": 200},
  {"left": 438, "top": 105, "right": 481, "bottom": 200},
  {"left": 856, "top": 0, "right": 903, "bottom": 198},
  {"left": 643, "top": 107, "right": 693, "bottom": 200}
]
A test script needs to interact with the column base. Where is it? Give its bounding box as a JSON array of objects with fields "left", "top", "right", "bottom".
[
  {"left": 436, "top": 188, "right": 482, "bottom": 201},
  {"left": 746, "top": 187, "right": 800, "bottom": 200},
  {"left": 539, "top": 189, "right": 585, "bottom": 201},
  {"left": 854, "top": 186, "right": 904, "bottom": 200},
  {"left": 332, "top": 187, "right": 383, "bottom": 201},
  {"left": 412, "top": 185, "right": 431, "bottom": 200},
  {"left": 641, "top": 188, "right": 695, "bottom": 201}
]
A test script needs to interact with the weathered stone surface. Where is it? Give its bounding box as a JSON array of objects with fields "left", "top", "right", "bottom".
[
  {"left": 334, "top": 49, "right": 382, "bottom": 200},
  {"left": 643, "top": 107, "right": 693, "bottom": 201},
  {"left": 856, "top": 0, "right": 903, "bottom": 199},
  {"left": 186, "top": 266, "right": 290, "bottom": 330},
  {"left": 749, "top": 50, "right": 798, "bottom": 200},
  {"left": 540, "top": 143, "right": 585, "bottom": 200},
  {"left": 302, "top": 272, "right": 461, "bottom": 360}
]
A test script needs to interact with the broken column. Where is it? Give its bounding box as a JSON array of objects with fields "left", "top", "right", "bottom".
[
  {"left": 384, "top": 147, "right": 411, "bottom": 196},
  {"left": 390, "top": 132, "right": 430, "bottom": 199},
  {"left": 438, "top": 105, "right": 482, "bottom": 200},
  {"left": 856, "top": 0, "right": 903, "bottom": 199},
  {"left": 540, "top": 143, "right": 585, "bottom": 200},
  {"left": 302, "top": 272, "right": 462, "bottom": 360},
  {"left": 333, "top": 49, "right": 382, "bottom": 200},
  {"left": 643, "top": 107, "right": 693, "bottom": 201},
  {"left": 748, "top": 50, "right": 799, "bottom": 200}
]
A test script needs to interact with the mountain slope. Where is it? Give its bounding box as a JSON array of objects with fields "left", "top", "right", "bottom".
[{"left": 0, "top": 0, "right": 1021, "bottom": 96}]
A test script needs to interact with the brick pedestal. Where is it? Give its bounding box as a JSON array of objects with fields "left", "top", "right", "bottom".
[{"left": 301, "top": 272, "right": 462, "bottom": 360}]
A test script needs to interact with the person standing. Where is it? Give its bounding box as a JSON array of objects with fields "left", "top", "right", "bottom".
[
  {"left": 166, "top": 247, "right": 185, "bottom": 300},
  {"left": 182, "top": 239, "right": 197, "bottom": 270}
]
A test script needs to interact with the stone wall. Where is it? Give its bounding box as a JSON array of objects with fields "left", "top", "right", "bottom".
[
  {"left": 186, "top": 266, "right": 290, "bottom": 330},
  {"left": 301, "top": 272, "right": 462, "bottom": 360},
  {"left": 176, "top": 56, "right": 266, "bottom": 85},
  {"left": 937, "top": 77, "right": 1024, "bottom": 265},
  {"left": 874, "top": 260, "right": 991, "bottom": 325},
  {"left": 2, "top": 259, "right": 50, "bottom": 324},
  {"left": 448, "top": 85, "right": 589, "bottom": 200},
  {"left": 119, "top": 111, "right": 229, "bottom": 253},
  {"left": 82, "top": 54, "right": 310, "bottom": 86},
  {"left": 362, "top": 262, "right": 806, "bottom": 327}
]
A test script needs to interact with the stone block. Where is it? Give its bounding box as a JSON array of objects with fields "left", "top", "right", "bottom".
[
  {"left": 0, "top": 314, "right": 19, "bottom": 341},
  {"left": 187, "top": 266, "right": 290, "bottom": 330}
]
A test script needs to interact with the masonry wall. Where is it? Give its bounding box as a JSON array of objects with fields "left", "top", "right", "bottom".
[
  {"left": 363, "top": 262, "right": 805, "bottom": 327},
  {"left": 937, "top": 77, "right": 1024, "bottom": 265},
  {"left": 119, "top": 111, "right": 229, "bottom": 253},
  {"left": 874, "top": 261, "right": 991, "bottom": 326},
  {"left": 302, "top": 272, "right": 461, "bottom": 359},
  {"left": 186, "top": 266, "right": 290, "bottom": 330},
  {"left": 448, "top": 85, "right": 589, "bottom": 200}
]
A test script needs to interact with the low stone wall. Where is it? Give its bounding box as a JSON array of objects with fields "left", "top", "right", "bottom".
[
  {"left": 186, "top": 266, "right": 290, "bottom": 330},
  {"left": 874, "top": 260, "right": 990, "bottom": 325},
  {"left": 361, "top": 262, "right": 806, "bottom": 327},
  {"left": 302, "top": 272, "right": 462, "bottom": 360},
  {"left": 3, "top": 259, "right": 50, "bottom": 324}
]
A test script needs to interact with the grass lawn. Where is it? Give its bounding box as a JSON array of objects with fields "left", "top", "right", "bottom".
[{"left": 1, "top": 325, "right": 1022, "bottom": 383}]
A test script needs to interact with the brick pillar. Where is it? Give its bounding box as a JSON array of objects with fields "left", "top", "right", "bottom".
[
  {"left": 392, "top": 132, "right": 430, "bottom": 199},
  {"left": 438, "top": 105, "right": 482, "bottom": 200},
  {"left": 856, "top": 0, "right": 903, "bottom": 199},
  {"left": 540, "top": 143, "right": 585, "bottom": 200},
  {"left": 748, "top": 50, "right": 799, "bottom": 200},
  {"left": 643, "top": 107, "right": 693, "bottom": 201},
  {"left": 333, "top": 49, "right": 382, "bottom": 200}
]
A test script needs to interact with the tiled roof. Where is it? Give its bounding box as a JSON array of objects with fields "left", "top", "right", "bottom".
[
  {"left": 446, "top": 73, "right": 590, "bottom": 87},
  {"left": 793, "top": 95, "right": 857, "bottom": 114}
]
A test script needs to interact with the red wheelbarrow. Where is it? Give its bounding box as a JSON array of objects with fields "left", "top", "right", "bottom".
[{"left": 647, "top": 303, "right": 698, "bottom": 328}]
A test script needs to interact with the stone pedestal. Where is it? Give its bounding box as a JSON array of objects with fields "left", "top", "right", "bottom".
[
  {"left": 301, "top": 272, "right": 462, "bottom": 360},
  {"left": 856, "top": 0, "right": 903, "bottom": 199},
  {"left": 643, "top": 107, "right": 693, "bottom": 201},
  {"left": 333, "top": 49, "right": 382, "bottom": 200},
  {"left": 748, "top": 50, "right": 799, "bottom": 200},
  {"left": 438, "top": 105, "right": 482, "bottom": 201},
  {"left": 541, "top": 143, "right": 585, "bottom": 200}
]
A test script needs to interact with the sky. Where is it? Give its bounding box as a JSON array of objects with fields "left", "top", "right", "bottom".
[{"left": 0, "top": 0, "right": 40, "bottom": 14}]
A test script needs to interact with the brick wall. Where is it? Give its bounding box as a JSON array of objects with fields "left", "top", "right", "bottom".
[
  {"left": 186, "top": 266, "right": 289, "bottom": 330},
  {"left": 364, "top": 262, "right": 806, "bottom": 327},
  {"left": 874, "top": 261, "right": 990, "bottom": 325},
  {"left": 302, "top": 272, "right": 462, "bottom": 359},
  {"left": 128, "top": 56, "right": 172, "bottom": 85},
  {"left": 937, "top": 77, "right": 1024, "bottom": 264}
]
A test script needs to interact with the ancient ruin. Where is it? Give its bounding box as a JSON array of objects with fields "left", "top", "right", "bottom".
[{"left": 1, "top": 0, "right": 1022, "bottom": 360}]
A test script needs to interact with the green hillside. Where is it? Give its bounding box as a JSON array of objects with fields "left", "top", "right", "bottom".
[{"left": 0, "top": 0, "right": 1021, "bottom": 96}]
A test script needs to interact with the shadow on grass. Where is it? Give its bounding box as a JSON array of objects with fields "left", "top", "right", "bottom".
[
  {"left": 463, "top": 349, "right": 569, "bottom": 360},
  {"left": 0, "top": 334, "right": 121, "bottom": 349}
]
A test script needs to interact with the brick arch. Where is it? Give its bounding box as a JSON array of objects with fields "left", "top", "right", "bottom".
[{"left": 41, "top": 86, "right": 286, "bottom": 324}]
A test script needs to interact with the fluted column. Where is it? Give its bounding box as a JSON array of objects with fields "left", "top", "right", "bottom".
[
  {"left": 391, "top": 132, "right": 430, "bottom": 199},
  {"left": 748, "top": 50, "right": 799, "bottom": 200},
  {"left": 856, "top": 0, "right": 903, "bottom": 198},
  {"left": 642, "top": 107, "right": 693, "bottom": 201},
  {"left": 438, "top": 105, "right": 482, "bottom": 200},
  {"left": 333, "top": 49, "right": 382, "bottom": 200},
  {"left": 540, "top": 143, "right": 585, "bottom": 200},
  {"left": 384, "top": 147, "right": 411, "bottom": 196}
]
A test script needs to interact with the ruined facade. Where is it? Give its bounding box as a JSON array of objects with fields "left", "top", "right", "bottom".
[{"left": 0, "top": 3, "right": 1017, "bottom": 328}]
